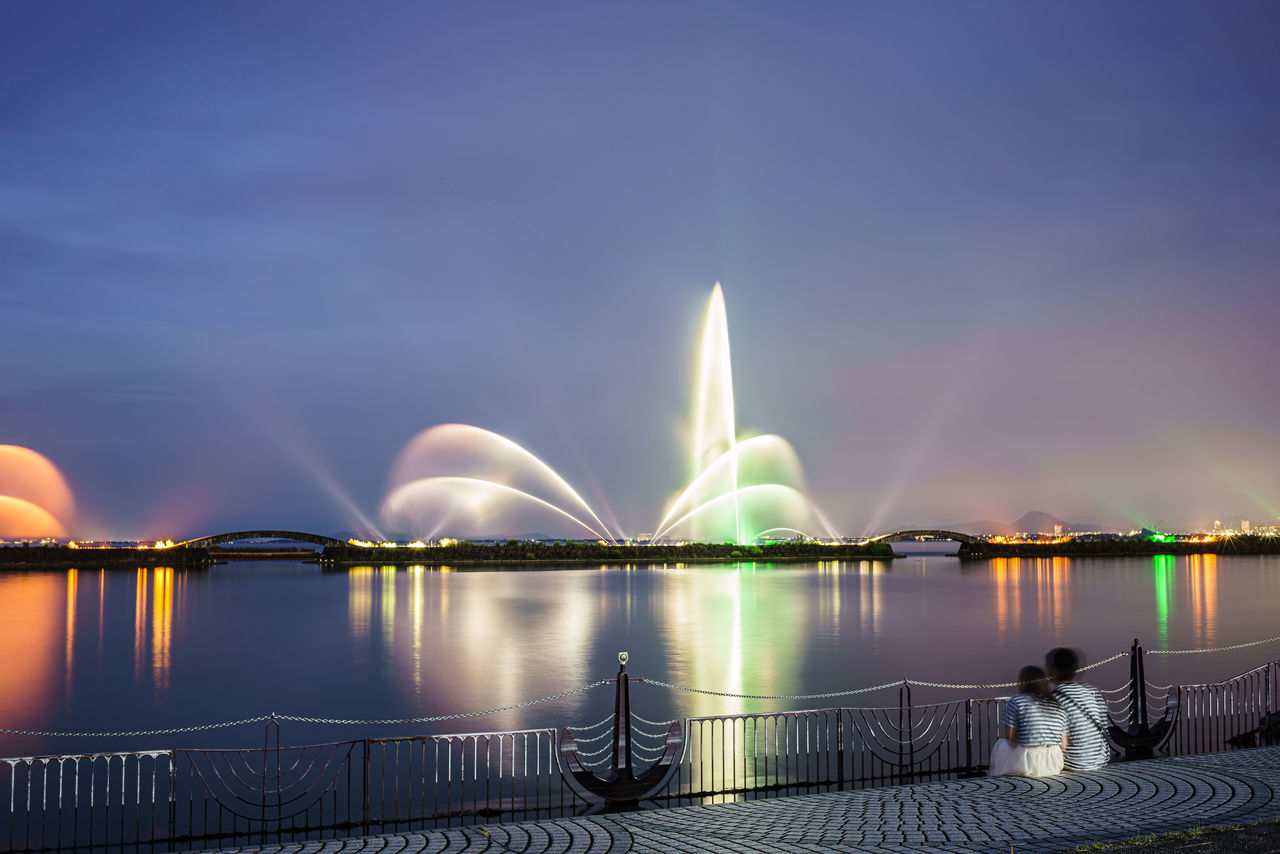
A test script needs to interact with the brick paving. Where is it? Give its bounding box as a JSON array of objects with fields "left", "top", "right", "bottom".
[{"left": 197, "top": 746, "right": 1280, "bottom": 854}]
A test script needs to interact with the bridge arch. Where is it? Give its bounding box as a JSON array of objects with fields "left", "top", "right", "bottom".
[
  {"left": 176, "top": 530, "right": 348, "bottom": 549},
  {"left": 868, "top": 529, "right": 981, "bottom": 545}
]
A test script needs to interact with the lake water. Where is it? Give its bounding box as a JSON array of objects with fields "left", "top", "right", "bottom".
[{"left": 2, "top": 546, "right": 1278, "bottom": 758}]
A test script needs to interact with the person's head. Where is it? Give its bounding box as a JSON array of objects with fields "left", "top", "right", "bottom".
[
  {"left": 1046, "top": 647, "right": 1082, "bottom": 682},
  {"left": 1018, "top": 665, "right": 1054, "bottom": 701}
]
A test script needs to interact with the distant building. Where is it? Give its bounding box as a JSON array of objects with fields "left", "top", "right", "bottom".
[
  {"left": 1242, "top": 519, "right": 1251, "bottom": 533},
  {"left": 1213, "top": 520, "right": 1222, "bottom": 534}
]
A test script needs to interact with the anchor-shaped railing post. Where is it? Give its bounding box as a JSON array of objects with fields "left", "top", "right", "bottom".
[
  {"left": 1109, "top": 637, "right": 1176, "bottom": 760},
  {"left": 558, "top": 652, "right": 684, "bottom": 810},
  {"left": 609, "top": 651, "right": 635, "bottom": 781},
  {"left": 1129, "top": 638, "right": 1149, "bottom": 736}
]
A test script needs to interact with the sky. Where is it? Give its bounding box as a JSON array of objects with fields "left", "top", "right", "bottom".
[{"left": 2, "top": 1, "right": 1278, "bottom": 540}]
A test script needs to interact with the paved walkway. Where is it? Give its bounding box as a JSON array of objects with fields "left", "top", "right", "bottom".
[{"left": 201, "top": 746, "right": 1280, "bottom": 854}]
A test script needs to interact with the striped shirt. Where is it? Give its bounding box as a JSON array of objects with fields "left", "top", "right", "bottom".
[
  {"left": 1000, "top": 693, "right": 1067, "bottom": 747},
  {"left": 1054, "top": 682, "right": 1111, "bottom": 771}
]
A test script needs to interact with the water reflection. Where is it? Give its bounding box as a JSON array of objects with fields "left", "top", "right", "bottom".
[
  {"left": 127, "top": 568, "right": 179, "bottom": 697},
  {"left": 134, "top": 568, "right": 147, "bottom": 685},
  {"left": 1186, "top": 554, "right": 1218, "bottom": 644},
  {"left": 64, "top": 569, "right": 77, "bottom": 699},
  {"left": 992, "top": 558, "right": 1023, "bottom": 639},
  {"left": 1032, "top": 557, "right": 1070, "bottom": 633},
  {"left": 0, "top": 554, "right": 1267, "bottom": 759},
  {"left": 151, "top": 568, "right": 174, "bottom": 699},
  {"left": 343, "top": 565, "right": 599, "bottom": 730},
  {"left": 856, "top": 559, "right": 883, "bottom": 635},
  {"left": 1153, "top": 555, "right": 1176, "bottom": 647},
  {"left": 0, "top": 573, "right": 63, "bottom": 728},
  {"left": 349, "top": 566, "right": 372, "bottom": 639}
]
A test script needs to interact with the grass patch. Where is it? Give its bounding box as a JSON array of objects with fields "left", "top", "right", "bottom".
[{"left": 1062, "top": 816, "right": 1280, "bottom": 851}]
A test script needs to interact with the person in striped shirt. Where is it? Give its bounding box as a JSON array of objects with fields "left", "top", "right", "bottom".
[
  {"left": 988, "top": 665, "right": 1067, "bottom": 777},
  {"left": 1047, "top": 646, "right": 1112, "bottom": 771}
]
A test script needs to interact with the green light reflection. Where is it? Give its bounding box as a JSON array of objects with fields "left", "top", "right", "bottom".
[{"left": 1153, "top": 555, "right": 1176, "bottom": 647}]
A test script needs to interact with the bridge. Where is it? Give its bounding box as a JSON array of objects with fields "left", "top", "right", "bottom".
[
  {"left": 176, "top": 530, "right": 348, "bottom": 549},
  {"left": 867, "top": 529, "right": 982, "bottom": 545}
]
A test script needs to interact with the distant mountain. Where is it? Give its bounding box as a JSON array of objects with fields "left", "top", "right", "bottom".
[{"left": 1011, "top": 510, "right": 1069, "bottom": 535}]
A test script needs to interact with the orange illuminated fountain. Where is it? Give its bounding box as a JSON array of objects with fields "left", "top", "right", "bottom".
[
  {"left": 0, "top": 445, "right": 76, "bottom": 539},
  {"left": 382, "top": 286, "right": 834, "bottom": 545}
]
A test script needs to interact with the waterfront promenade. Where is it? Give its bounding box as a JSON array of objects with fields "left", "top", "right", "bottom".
[{"left": 199, "top": 746, "right": 1280, "bottom": 854}]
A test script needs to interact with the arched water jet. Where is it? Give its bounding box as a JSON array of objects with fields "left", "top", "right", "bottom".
[
  {"left": 655, "top": 435, "right": 809, "bottom": 541},
  {"left": 383, "top": 477, "right": 615, "bottom": 542},
  {"left": 387, "top": 424, "right": 617, "bottom": 541},
  {"left": 656, "top": 484, "right": 831, "bottom": 544},
  {"left": 0, "top": 445, "right": 75, "bottom": 523},
  {"left": 0, "top": 496, "right": 67, "bottom": 539},
  {"left": 0, "top": 445, "right": 75, "bottom": 538},
  {"left": 753, "top": 526, "right": 815, "bottom": 542}
]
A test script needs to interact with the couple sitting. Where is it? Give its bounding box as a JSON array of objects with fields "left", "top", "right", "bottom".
[{"left": 988, "top": 647, "right": 1111, "bottom": 777}]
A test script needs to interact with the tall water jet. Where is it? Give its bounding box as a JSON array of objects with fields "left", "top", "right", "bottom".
[
  {"left": 0, "top": 445, "right": 76, "bottom": 538},
  {"left": 657, "top": 285, "right": 834, "bottom": 544},
  {"left": 688, "top": 284, "right": 741, "bottom": 542}
]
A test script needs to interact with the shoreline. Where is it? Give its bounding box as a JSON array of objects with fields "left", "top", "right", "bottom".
[{"left": 2, "top": 536, "right": 1279, "bottom": 569}]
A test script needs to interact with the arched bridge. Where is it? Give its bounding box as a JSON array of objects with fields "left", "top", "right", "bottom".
[
  {"left": 868, "top": 529, "right": 983, "bottom": 545},
  {"left": 176, "top": 530, "right": 348, "bottom": 549}
]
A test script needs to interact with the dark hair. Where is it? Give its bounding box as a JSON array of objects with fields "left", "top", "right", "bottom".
[
  {"left": 1018, "top": 665, "right": 1054, "bottom": 701},
  {"left": 1046, "top": 647, "right": 1082, "bottom": 682}
]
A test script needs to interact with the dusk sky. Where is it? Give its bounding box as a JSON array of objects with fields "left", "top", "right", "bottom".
[{"left": 2, "top": 1, "right": 1278, "bottom": 540}]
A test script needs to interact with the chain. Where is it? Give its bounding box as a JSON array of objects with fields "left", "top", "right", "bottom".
[
  {"left": 569, "top": 741, "right": 613, "bottom": 759},
  {"left": 0, "top": 715, "right": 272, "bottom": 738},
  {"left": 639, "top": 677, "right": 904, "bottom": 700},
  {"left": 904, "top": 650, "right": 1129, "bottom": 691},
  {"left": 1147, "top": 634, "right": 1280, "bottom": 655},
  {"left": 629, "top": 724, "right": 674, "bottom": 740},
  {"left": 631, "top": 713, "right": 676, "bottom": 727},
  {"left": 639, "top": 651, "right": 1131, "bottom": 697},
  {"left": 276, "top": 680, "right": 612, "bottom": 726},
  {"left": 8, "top": 636, "right": 1275, "bottom": 740},
  {"left": 568, "top": 713, "right": 615, "bottom": 732}
]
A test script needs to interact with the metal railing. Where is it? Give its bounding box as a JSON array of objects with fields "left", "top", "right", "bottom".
[
  {"left": 1167, "top": 660, "right": 1278, "bottom": 756},
  {"left": 3, "top": 648, "right": 1278, "bottom": 853},
  {"left": 1, "top": 729, "right": 587, "bottom": 853}
]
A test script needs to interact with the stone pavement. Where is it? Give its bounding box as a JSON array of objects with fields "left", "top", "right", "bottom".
[{"left": 200, "top": 746, "right": 1280, "bottom": 854}]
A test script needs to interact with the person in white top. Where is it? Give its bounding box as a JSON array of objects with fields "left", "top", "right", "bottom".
[{"left": 989, "top": 665, "right": 1067, "bottom": 777}]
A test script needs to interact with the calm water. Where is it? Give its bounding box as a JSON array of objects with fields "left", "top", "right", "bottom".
[{"left": 2, "top": 547, "right": 1278, "bottom": 757}]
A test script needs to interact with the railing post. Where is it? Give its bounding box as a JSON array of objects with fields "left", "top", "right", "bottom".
[
  {"left": 167, "top": 750, "right": 177, "bottom": 851},
  {"left": 1113, "top": 637, "right": 1167, "bottom": 761},
  {"left": 897, "top": 682, "right": 906, "bottom": 780},
  {"left": 609, "top": 652, "right": 635, "bottom": 780},
  {"left": 964, "top": 699, "right": 973, "bottom": 775},
  {"left": 1133, "top": 639, "right": 1149, "bottom": 733},
  {"left": 836, "top": 709, "right": 845, "bottom": 789},
  {"left": 361, "top": 740, "right": 371, "bottom": 832},
  {"left": 904, "top": 681, "right": 914, "bottom": 775}
]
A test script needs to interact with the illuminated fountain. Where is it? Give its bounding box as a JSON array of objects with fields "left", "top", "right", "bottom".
[
  {"left": 382, "top": 285, "right": 834, "bottom": 544},
  {"left": 0, "top": 445, "right": 76, "bottom": 539},
  {"left": 382, "top": 424, "right": 621, "bottom": 542}
]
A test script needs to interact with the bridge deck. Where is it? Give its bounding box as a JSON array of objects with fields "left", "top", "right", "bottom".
[{"left": 200, "top": 746, "right": 1280, "bottom": 853}]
